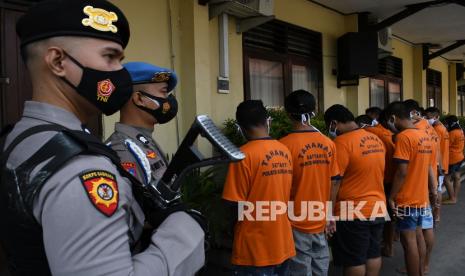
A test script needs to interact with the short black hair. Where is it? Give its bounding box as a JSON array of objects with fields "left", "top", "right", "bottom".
[
  {"left": 403, "top": 99, "right": 421, "bottom": 113},
  {"left": 445, "top": 115, "right": 459, "bottom": 126},
  {"left": 385, "top": 101, "right": 410, "bottom": 120},
  {"left": 419, "top": 107, "right": 426, "bottom": 116},
  {"left": 365, "top": 107, "right": 382, "bottom": 116},
  {"left": 378, "top": 109, "right": 390, "bottom": 128},
  {"left": 324, "top": 104, "right": 355, "bottom": 125},
  {"left": 284, "top": 90, "right": 316, "bottom": 121},
  {"left": 425, "top": 107, "right": 440, "bottom": 116},
  {"left": 355, "top": 115, "right": 373, "bottom": 126},
  {"left": 236, "top": 100, "right": 268, "bottom": 130}
]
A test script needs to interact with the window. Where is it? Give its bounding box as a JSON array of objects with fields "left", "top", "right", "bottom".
[
  {"left": 458, "top": 85, "right": 465, "bottom": 116},
  {"left": 248, "top": 58, "right": 284, "bottom": 106},
  {"left": 426, "top": 69, "right": 442, "bottom": 110},
  {"left": 369, "top": 56, "right": 403, "bottom": 108},
  {"left": 243, "top": 20, "right": 323, "bottom": 110}
]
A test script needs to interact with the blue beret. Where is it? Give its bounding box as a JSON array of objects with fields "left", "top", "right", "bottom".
[
  {"left": 124, "top": 62, "right": 177, "bottom": 92},
  {"left": 17, "top": 0, "right": 130, "bottom": 48}
]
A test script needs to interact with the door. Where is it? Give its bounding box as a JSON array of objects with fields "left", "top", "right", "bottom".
[
  {"left": 0, "top": 3, "right": 101, "bottom": 275},
  {"left": 0, "top": 1, "right": 103, "bottom": 136}
]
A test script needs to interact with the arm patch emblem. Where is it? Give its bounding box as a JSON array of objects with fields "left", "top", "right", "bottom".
[{"left": 79, "top": 170, "right": 119, "bottom": 217}]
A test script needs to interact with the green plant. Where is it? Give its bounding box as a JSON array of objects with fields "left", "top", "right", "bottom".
[
  {"left": 180, "top": 165, "right": 232, "bottom": 248},
  {"left": 311, "top": 112, "right": 328, "bottom": 135},
  {"left": 222, "top": 107, "right": 329, "bottom": 146},
  {"left": 267, "top": 107, "right": 293, "bottom": 139},
  {"left": 440, "top": 114, "right": 465, "bottom": 130},
  {"left": 222, "top": 118, "right": 247, "bottom": 147}
]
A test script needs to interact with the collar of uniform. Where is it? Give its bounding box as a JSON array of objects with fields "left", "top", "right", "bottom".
[
  {"left": 115, "top": 123, "right": 154, "bottom": 139},
  {"left": 290, "top": 130, "right": 319, "bottom": 133},
  {"left": 22, "top": 101, "right": 83, "bottom": 130}
]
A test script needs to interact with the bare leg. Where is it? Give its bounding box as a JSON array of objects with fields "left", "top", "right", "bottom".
[
  {"left": 400, "top": 229, "right": 422, "bottom": 276},
  {"left": 343, "top": 265, "right": 365, "bottom": 276},
  {"left": 453, "top": 171, "right": 461, "bottom": 202},
  {"left": 444, "top": 175, "right": 455, "bottom": 201},
  {"left": 366, "top": 257, "right": 382, "bottom": 276},
  {"left": 422, "top": 229, "right": 434, "bottom": 273},
  {"left": 417, "top": 227, "right": 426, "bottom": 276},
  {"left": 435, "top": 195, "right": 441, "bottom": 222},
  {"left": 382, "top": 221, "right": 395, "bottom": 257}
]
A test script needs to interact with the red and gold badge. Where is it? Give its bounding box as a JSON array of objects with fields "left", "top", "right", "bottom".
[
  {"left": 146, "top": 150, "right": 157, "bottom": 159},
  {"left": 80, "top": 170, "right": 119, "bottom": 217},
  {"left": 121, "top": 162, "right": 137, "bottom": 177},
  {"left": 96, "top": 79, "right": 115, "bottom": 102},
  {"left": 162, "top": 102, "right": 171, "bottom": 114}
]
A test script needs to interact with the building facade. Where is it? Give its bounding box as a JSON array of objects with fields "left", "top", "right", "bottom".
[{"left": 106, "top": 0, "right": 460, "bottom": 155}]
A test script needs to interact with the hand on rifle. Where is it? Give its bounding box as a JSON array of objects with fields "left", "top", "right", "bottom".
[{"left": 146, "top": 203, "right": 208, "bottom": 235}]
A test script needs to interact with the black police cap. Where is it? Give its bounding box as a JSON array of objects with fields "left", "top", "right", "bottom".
[{"left": 16, "top": 0, "right": 130, "bottom": 48}]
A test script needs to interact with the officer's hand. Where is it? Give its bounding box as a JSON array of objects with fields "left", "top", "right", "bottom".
[
  {"left": 146, "top": 203, "right": 188, "bottom": 229},
  {"left": 146, "top": 204, "right": 209, "bottom": 236}
]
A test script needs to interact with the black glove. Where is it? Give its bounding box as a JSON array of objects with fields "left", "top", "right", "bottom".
[
  {"left": 145, "top": 203, "right": 187, "bottom": 229},
  {"left": 145, "top": 204, "right": 209, "bottom": 236}
]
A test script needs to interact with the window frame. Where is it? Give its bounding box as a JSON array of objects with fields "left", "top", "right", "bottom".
[
  {"left": 426, "top": 69, "right": 442, "bottom": 111},
  {"left": 368, "top": 75, "right": 403, "bottom": 108},
  {"left": 242, "top": 20, "right": 323, "bottom": 112},
  {"left": 458, "top": 85, "right": 465, "bottom": 116}
]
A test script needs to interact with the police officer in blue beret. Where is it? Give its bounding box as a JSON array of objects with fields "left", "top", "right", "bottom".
[
  {"left": 0, "top": 1, "right": 205, "bottom": 275},
  {"left": 106, "top": 62, "right": 178, "bottom": 188},
  {"left": 106, "top": 64, "right": 210, "bottom": 268}
]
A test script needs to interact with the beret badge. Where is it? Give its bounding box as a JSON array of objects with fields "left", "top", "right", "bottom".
[
  {"left": 152, "top": 72, "right": 171, "bottom": 83},
  {"left": 82, "top": 6, "right": 118, "bottom": 33}
]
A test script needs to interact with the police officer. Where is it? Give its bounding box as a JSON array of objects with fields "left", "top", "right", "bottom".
[
  {"left": 0, "top": 0, "right": 205, "bottom": 275},
  {"left": 106, "top": 62, "right": 178, "bottom": 185}
]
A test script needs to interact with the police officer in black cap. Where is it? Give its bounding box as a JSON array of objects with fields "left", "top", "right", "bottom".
[{"left": 0, "top": 0, "right": 205, "bottom": 275}]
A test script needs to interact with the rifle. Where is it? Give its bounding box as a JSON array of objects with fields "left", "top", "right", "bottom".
[{"left": 141, "top": 115, "right": 245, "bottom": 210}]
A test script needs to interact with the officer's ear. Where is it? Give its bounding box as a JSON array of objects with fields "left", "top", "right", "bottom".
[
  {"left": 132, "top": 91, "right": 146, "bottom": 106},
  {"left": 44, "top": 47, "right": 67, "bottom": 77}
]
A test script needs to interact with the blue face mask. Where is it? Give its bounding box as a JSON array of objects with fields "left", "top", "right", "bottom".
[{"left": 328, "top": 121, "right": 337, "bottom": 138}]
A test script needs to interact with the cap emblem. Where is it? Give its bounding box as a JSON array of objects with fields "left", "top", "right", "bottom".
[
  {"left": 82, "top": 6, "right": 118, "bottom": 33},
  {"left": 151, "top": 72, "right": 171, "bottom": 83}
]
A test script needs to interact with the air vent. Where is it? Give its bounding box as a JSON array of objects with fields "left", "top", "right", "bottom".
[
  {"left": 243, "top": 20, "right": 322, "bottom": 60},
  {"left": 378, "top": 56, "right": 402, "bottom": 78},
  {"left": 427, "top": 69, "right": 442, "bottom": 87}
]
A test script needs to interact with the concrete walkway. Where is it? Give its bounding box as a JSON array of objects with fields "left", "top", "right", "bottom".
[
  {"left": 379, "top": 191, "right": 465, "bottom": 275},
  {"left": 329, "top": 188, "right": 465, "bottom": 276}
]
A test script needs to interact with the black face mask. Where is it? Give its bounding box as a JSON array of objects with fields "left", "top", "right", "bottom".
[
  {"left": 61, "top": 52, "right": 133, "bottom": 115},
  {"left": 135, "top": 91, "right": 178, "bottom": 124}
]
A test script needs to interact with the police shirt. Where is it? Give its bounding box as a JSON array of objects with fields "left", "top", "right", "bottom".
[
  {"left": 106, "top": 123, "right": 167, "bottom": 186},
  {"left": 3, "top": 101, "right": 204, "bottom": 276}
]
